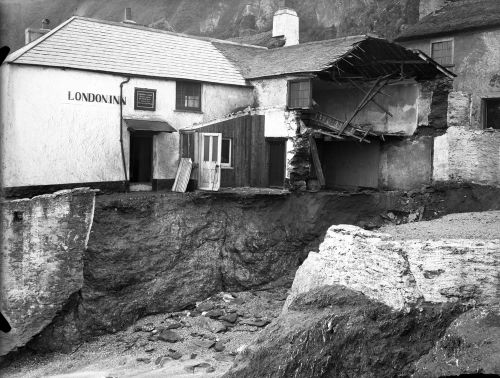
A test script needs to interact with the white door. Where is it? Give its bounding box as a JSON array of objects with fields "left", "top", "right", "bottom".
[{"left": 199, "top": 133, "right": 222, "bottom": 191}]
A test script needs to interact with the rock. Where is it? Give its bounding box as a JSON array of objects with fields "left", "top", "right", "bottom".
[
  {"left": 136, "top": 357, "right": 151, "bottom": 363},
  {"left": 167, "top": 350, "right": 182, "bottom": 360},
  {"left": 192, "top": 339, "right": 216, "bottom": 349},
  {"left": 232, "top": 325, "right": 258, "bottom": 332},
  {"left": 224, "top": 285, "right": 464, "bottom": 378},
  {"left": 222, "top": 293, "right": 235, "bottom": 302},
  {"left": 145, "top": 347, "right": 155, "bottom": 353},
  {"left": 0, "top": 189, "right": 96, "bottom": 355},
  {"left": 164, "top": 321, "right": 182, "bottom": 330},
  {"left": 184, "top": 362, "right": 212, "bottom": 373},
  {"left": 190, "top": 353, "right": 197, "bottom": 359},
  {"left": 158, "top": 329, "right": 181, "bottom": 343},
  {"left": 197, "top": 302, "right": 215, "bottom": 312},
  {"left": 141, "top": 323, "right": 155, "bottom": 332},
  {"left": 214, "top": 342, "right": 225, "bottom": 352},
  {"left": 284, "top": 225, "right": 500, "bottom": 312},
  {"left": 206, "top": 366, "right": 216, "bottom": 373},
  {"left": 220, "top": 313, "right": 238, "bottom": 323},
  {"left": 413, "top": 307, "right": 500, "bottom": 377},
  {"left": 154, "top": 356, "right": 163, "bottom": 365},
  {"left": 205, "top": 309, "right": 224, "bottom": 319},
  {"left": 240, "top": 318, "right": 270, "bottom": 327}
]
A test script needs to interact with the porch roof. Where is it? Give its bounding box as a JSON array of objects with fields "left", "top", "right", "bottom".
[{"left": 125, "top": 118, "right": 177, "bottom": 133}]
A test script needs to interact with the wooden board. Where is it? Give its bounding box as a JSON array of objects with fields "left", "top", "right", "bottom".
[
  {"left": 309, "top": 135, "right": 326, "bottom": 187},
  {"left": 172, "top": 158, "right": 192, "bottom": 192}
]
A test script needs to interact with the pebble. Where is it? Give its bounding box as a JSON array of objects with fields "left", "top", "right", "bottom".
[{"left": 214, "top": 342, "right": 225, "bottom": 352}]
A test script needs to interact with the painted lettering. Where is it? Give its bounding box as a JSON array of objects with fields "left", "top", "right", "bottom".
[{"left": 67, "top": 91, "right": 126, "bottom": 105}]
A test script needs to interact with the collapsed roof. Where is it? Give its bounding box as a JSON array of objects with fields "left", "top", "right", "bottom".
[{"left": 5, "top": 16, "right": 454, "bottom": 85}]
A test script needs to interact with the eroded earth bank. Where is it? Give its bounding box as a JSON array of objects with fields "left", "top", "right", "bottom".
[{"left": 1, "top": 185, "right": 499, "bottom": 377}]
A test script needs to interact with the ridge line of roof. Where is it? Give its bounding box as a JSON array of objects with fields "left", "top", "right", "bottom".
[
  {"left": 6, "top": 16, "right": 78, "bottom": 63},
  {"left": 70, "top": 16, "right": 268, "bottom": 50}
]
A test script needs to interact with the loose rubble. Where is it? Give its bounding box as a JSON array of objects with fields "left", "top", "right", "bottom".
[{"left": 0, "top": 287, "right": 288, "bottom": 378}]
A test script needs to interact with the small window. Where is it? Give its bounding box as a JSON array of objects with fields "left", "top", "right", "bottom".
[
  {"left": 288, "top": 79, "right": 312, "bottom": 109},
  {"left": 431, "top": 39, "right": 453, "bottom": 66},
  {"left": 221, "top": 138, "right": 232, "bottom": 167},
  {"left": 176, "top": 81, "right": 201, "bottom": 111},
  {"left": 483, "top": 98, "right": 500, "bottom": 129}
]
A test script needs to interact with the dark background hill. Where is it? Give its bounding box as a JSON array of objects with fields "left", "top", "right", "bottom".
[{"left": 0, "top": 0, "right": 420, "bottom": 51}]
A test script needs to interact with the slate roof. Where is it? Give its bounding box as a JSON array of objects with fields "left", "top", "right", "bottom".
[
  {"left": 214, "top": 35, "right": 366, "bottom": 79},
  {"left": 6, "top": 17, "right": 262, "bottom": 87},
  {"left": 396, "top": 0, "right": 500, "bottom": 41}
]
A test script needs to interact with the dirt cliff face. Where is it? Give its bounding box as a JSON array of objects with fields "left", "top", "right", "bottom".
[
  {"left": 1, "top": 0, "right": 419, "bottom": 51},
  {"left": 23, "top": 185, "right": 500, "bottom": 353}
]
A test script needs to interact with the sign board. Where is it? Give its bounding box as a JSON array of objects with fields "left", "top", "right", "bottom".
[{"left": 134, "top": 88, "right": 156, "bottom": 111}]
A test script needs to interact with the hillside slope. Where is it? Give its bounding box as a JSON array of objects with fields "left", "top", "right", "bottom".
[{"left": 0, "top": 0, "right": 419, "bottom": 52}]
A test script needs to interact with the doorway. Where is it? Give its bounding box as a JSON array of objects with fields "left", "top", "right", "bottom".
[
  {"left": 130, "top": 133, "right": 153, "bottom": 185},
  {"left": 198, "top": 133, "right": 222, "bottom": 191},
  {"left": 267, "top": 139, "right": 286, "bottom": 187}
]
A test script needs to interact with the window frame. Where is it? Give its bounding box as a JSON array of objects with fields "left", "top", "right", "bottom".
[
  {"left": 287, "top": 79, "right": 312, "bottom": 110},
  {"left": 482, "top": 97, "right": 500, "bottom": 129},
  {"left": 176, "top": 80, "right": 202, "bottom": 112},
  {"left": 221, "top": 138, "right": 232, "bottom": 168},
  {"left": 430, "top": 37, "right": 454, "bottom": 67}
]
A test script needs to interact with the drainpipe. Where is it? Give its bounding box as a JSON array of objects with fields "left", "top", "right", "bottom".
[{"left": 119, "top": 77, "right": 130, "bottom": 184}]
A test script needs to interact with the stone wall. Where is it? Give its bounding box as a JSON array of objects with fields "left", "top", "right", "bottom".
[
  {"left": 0, "top": 188, "right": 96, "bottom": 355},
  {"left": 433, "top": 126, "right": 500, "bottom": 186},
  {"left": 284, "top": 225, "right": 500, "bottom": 312}
]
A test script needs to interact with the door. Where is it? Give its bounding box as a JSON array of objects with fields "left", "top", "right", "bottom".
[
  {"left": 268, "top": 139, "right": 286, "bottom": 187},
  {"left": 199, "top": 133, "right": 222, "bottom": 191},
  {"left": 130, "top": 133, "right": 153, "bottom": 183}
]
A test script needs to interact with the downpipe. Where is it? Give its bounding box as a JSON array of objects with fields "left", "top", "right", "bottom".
[{"left": 119, "top": 77, "right": 131, "bottom": 185}]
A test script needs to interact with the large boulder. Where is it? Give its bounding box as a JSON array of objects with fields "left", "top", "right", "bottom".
[
  {"left": 284, "top": 225, "right": 500, "bottom": 312},
  {"left": 0, "top": 189, "right": 95, "bottom": 355},
  {"left": 224, "top": 285, "right": 464, "bottom": 378}
]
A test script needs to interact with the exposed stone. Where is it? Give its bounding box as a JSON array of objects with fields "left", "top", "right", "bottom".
[
  {"left": 224, "top": 285, "right": 464, "bottom": 378},
  {"left": 214, "top": 342, "right": 225, "bottom": 352},
  {"left": 188, "top": 316, "right": 227, "bottom": 333},
  {"left": 205, "top": 309, "right": 225, "bottom": 319},
  {"left": 164, "top": 321, "right": 182, "bottom": 330},
  {"left": 0, "top": 188, "right": 96, "bottom": 356},
  {"left": 284, "top": 225, "right": 500, "bottom": 312},
  {"left": 192, "top": 339, "right": 216, "bottom": 349},
  {"left": 447, "top": 91, "right": 471, "bottom": 127},
  {"left": 239, "top": 319, "right": 270, "bottom": 327},
  {"left": 158, "top": 329, "right": 181, "bottom": 343},
  {"left": 220, "top": 313, "right": 238, "bottom": 323}
]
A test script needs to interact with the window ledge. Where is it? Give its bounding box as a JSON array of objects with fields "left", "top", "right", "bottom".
[
  {"left": 221, "top": 166, "right": 233, "bottom": 170},
  {"left": 174, "top": 109, "right": 203, "bottom": 114}
]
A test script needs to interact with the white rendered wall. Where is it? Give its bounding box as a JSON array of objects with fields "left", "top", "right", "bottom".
[{"left": 1, "top": 65, "right": 254, "bottom": 188}]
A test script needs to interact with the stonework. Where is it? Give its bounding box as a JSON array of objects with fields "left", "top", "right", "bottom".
[
  {"left": 284, "top": 225, "right": 500, "bottom": 312},
  {"left": 433, "top": 126, "right": 500, "bottom": 186},
  {"left": 0, "top": 188, "right": 96, "bottom": 355},
  {"left": 447, "top": 91, "right": 471, "bottom": 127}
]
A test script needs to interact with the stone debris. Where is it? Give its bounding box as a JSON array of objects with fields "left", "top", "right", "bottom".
[
  {"left": 220, "top": 313, "right": 238, "bottom": 323},
  {"left": 136, "top": 357, "right": 151, "bottom": 363},
  {"left": 158, "top": 329, "right": 182, "bottom": 343}
]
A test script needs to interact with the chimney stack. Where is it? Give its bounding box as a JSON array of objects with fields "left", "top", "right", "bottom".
[
  {"left": 418, "top": 0, "right": 446, "bottom": 20},
  {"left": 123, "top": 7, "right": 136, "bottom": 24},
  {"left": 272, "top": 7, "right": 299, "bottom": 46},
  {"left": 24, "top": 18, "right": 51, "bottom": 45}
]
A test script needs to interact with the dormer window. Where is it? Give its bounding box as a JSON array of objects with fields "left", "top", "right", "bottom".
[{"left": 431, "top": 39, "right": 453, "bottom": 66}]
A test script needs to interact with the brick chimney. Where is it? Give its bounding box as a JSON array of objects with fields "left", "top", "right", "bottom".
[
  {"left": 272, "top": 4, "right": 299, "bottom": 46},
  {"left": 24, "top": 18, "right": 50, "bottom": 45},
  {"left": 419, "top": 0, "right": 446, "bottom": 19},
  {"left": 123, "top": 7, "right": 136, "bottom": 24}
]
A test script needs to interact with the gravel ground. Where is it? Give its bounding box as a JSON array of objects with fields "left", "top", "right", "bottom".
[
  {"left": 380, "top": 211, "right": 500, "bottom": 240},
  {"left": 0, "top": 287, "right": 289, "bottom": 378}
]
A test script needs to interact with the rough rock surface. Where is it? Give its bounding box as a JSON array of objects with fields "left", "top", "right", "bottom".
[
  {"left": 414, "top": 307, "right": 500, "bottom": 377},
  {"left": 224, "top": 285, "right": 464, "bottom": 378},
  {"left": 0, "top": 188, "right": 96, "bottom": 355},
  {"left": 24, "top": 185, "right": 500, "bottom": 353},
  {"left": 447, "top": 91, "right": 471, "bottom": 128},
  {"left": 284, "top": 225, "right": 500, "bottom": 312}
]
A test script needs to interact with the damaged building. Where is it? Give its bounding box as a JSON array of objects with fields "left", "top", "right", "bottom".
[
  {"left": 396, "top": 0, "right": 500, "bottom": 186},
  {"left": 1, "top": 6, "right": 458, "bottom": 196}
]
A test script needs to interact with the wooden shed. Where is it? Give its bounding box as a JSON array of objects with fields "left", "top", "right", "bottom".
[{"left": 180, "top": 114, "right": 287, "bottom": 190}]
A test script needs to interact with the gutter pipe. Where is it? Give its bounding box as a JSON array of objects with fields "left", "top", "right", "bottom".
[{"left": 119, "top": 77, "right": 131, "bottom": 183}]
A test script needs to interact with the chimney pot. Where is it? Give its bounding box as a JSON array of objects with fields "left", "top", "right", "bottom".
[{"left": 123, "top": 7, "right": 136, "bottom": 24}]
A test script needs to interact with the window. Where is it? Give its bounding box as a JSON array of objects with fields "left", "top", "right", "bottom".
[
  {"left": 431, "top": 39, "right": 453, "bottom": 66},
  {"left": 176, "top": 81, "right": 201, "bottom": 111},
  {"left": 288, "top": 79, "right": 312, "bottom": 109},
  {"left": 221, "top": 138, "right": 232, "bottom": 168},
  {"left": 483, "top": 98, "right": 500, "bottom": 129}
]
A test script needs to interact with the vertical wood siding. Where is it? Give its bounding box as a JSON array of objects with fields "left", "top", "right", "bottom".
[{"left": 193, "top": 115, "right": 267, "bottom": 187}]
